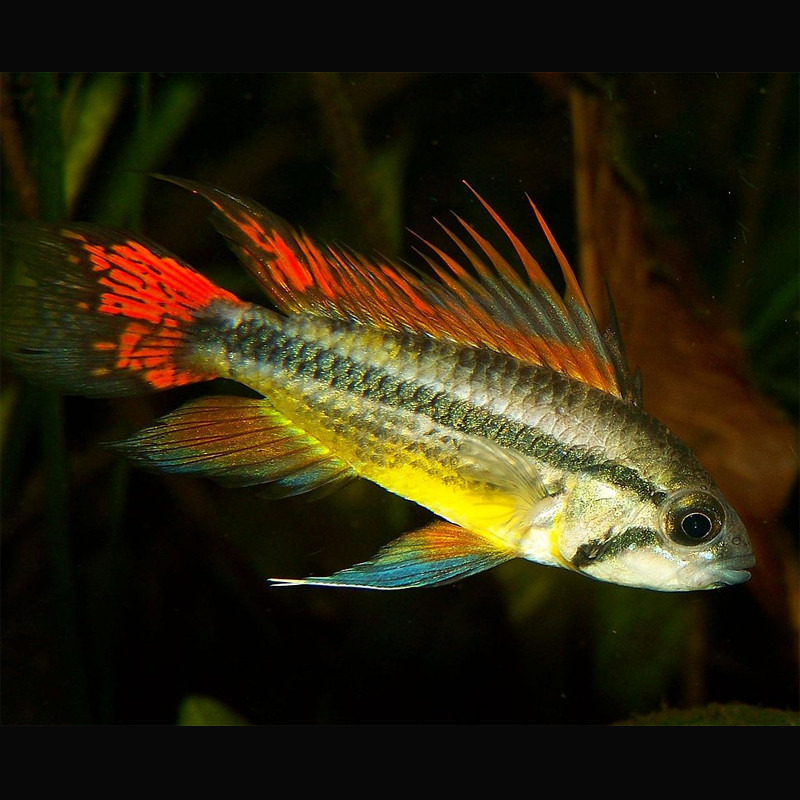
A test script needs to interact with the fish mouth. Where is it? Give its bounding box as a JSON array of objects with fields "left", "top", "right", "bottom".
[{"left": 709, "top": 554, "right": 756, "bottom": 587}]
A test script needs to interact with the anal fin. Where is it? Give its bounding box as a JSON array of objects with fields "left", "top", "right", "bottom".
[
  {"left": 113, "top": 395, "right": 356, "bottom": 494},
  {"left": 271, "top": 520, "right": 515, "bottom": 589}
]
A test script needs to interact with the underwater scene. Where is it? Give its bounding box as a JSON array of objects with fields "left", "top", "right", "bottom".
[{"left": 0, "top": 72, "right": 797, "bottom": 725}]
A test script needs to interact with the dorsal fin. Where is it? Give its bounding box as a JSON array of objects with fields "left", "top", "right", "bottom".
[{"left": 156, "top": 176, "right": 638, "bottom": 403}]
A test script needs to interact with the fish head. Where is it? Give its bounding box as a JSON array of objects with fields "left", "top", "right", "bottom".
[{"left": 566, "top": 484, "right": 755, "bottom": 592}]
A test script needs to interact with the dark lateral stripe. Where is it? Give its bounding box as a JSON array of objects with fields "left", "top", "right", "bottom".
[
  {"left": 572, "top": 526, "right": 661, "bottom": 568},
  {"left": 212, "top": 315, "right": 665, "bottom": 505}
]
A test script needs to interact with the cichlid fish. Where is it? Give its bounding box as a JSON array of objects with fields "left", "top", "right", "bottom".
[{"left": 2, "top": 177, "right": 755, "bottom": 591}]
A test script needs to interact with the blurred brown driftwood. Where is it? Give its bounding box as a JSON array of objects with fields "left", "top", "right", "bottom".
[{"left": 567, "top": 84, "right": 798, "bottom": 628}]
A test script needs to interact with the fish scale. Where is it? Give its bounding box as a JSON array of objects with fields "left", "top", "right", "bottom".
[{"left": 194, "top": 300, "right": 696, "bottom": 513}]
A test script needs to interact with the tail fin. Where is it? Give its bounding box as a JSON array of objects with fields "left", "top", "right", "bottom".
[{"left": 2, "top": 222, "right": 240, "bottom": 396}]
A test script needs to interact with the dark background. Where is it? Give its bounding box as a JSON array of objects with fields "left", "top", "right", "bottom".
[{"left": 1, "top": 72, "right": 797, "bottom": 725}]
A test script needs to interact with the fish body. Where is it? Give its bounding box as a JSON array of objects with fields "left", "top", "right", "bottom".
[{"left": 2, "top": 178, "right": 755, "bottom": 590}]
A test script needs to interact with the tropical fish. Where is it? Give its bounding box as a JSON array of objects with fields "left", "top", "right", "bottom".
[{"left": 2, "top": 177, "right": 755, "bottom": 591}]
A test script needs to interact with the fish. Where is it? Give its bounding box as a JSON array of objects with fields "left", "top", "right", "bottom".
[{"left": 1, "top": 176, "right": 756, "bottom": 591}]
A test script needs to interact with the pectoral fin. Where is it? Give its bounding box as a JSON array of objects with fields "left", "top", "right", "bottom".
[
  {"left": 271, "top": 520, "right": 515, "bottom": 589},
  {"left": 456, "top": 434, "right": 555, "bottom": 532}
]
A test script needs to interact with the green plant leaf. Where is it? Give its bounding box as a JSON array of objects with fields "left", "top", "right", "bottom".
[{"left": 177, "top": 695, "right": 250, "bottom": 726}]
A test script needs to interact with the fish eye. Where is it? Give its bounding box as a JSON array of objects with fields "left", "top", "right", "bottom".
[
  {"left": 680, "top": 512, "right": 712, "bottom": 539},
  {"left": 664, "top": 491, "right": 724, "bottom": 547}
]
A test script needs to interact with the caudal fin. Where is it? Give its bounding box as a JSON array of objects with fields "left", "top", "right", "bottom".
[{"left": 2, "top": 222, "right": 240, "bottom": 396}]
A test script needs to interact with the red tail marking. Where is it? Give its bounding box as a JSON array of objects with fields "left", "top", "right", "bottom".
[{"left": 77, "top": 234, "right": 237, "bottom": 390}]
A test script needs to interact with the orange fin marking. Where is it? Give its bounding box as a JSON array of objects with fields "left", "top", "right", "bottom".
[
  {"left": 159, "top": 175, "right": 630, "bottom": 399},
  {"left": 3, "top": 223, "right": 240, "bottom": 397},
  {"left": 529, "top": 201, "right": 586, "bottom": 311},
  {"left": 528, "top": 200, "right": 620, "bottom": 394},
  {"left": 266, "top": 233, "right": 315, "bottom": 292},
  {"left": 413, "top": 222, "right": 610, "bottom": 386},
  {"left": 451, "top": 214, "right": 528, "bottom": 290},
  {"left": 417, "top": 225, "right": 569, "bottom": 369},
  {"left": 464, "top": 182, "right": 555, "bottom": 292}
]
